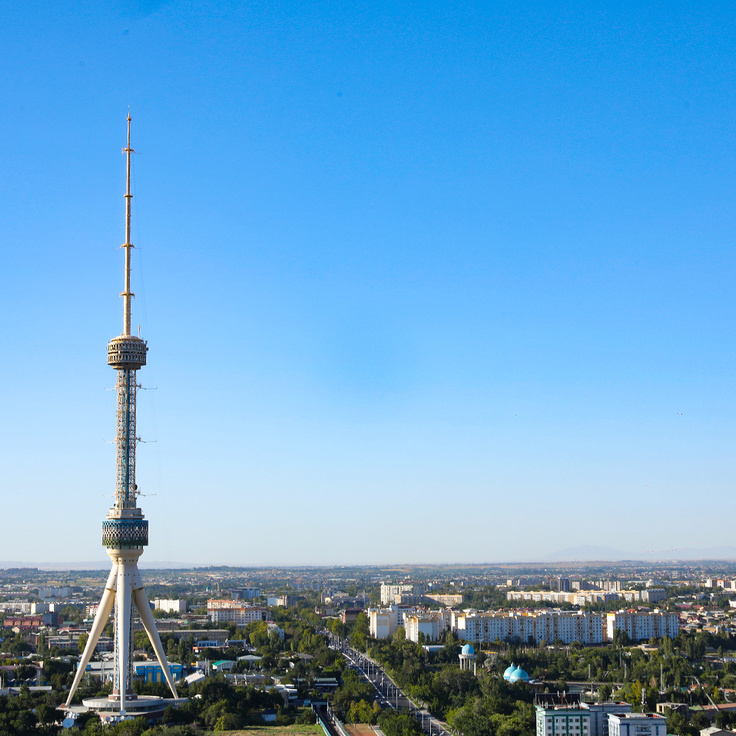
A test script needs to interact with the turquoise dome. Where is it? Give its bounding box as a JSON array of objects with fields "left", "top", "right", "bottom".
[
  {"left": 503, "top": 663, "right": 516, "bottom": 679},
  {"left": 508, "top": 666, "right": 530, "bottom": 683},
  {"left": 461, "top": 644, "right": 475, "bottom": 656}
]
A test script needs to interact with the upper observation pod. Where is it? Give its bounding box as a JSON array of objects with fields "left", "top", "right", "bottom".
[{"left": 108, "top": 335, "right": 147, "bottom": 368}]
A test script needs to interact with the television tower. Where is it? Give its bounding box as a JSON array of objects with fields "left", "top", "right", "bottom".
[{"left": 65, "top": 115, "right": 178, "bottom": 716}]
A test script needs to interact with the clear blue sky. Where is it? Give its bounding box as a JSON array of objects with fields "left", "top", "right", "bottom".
[{"left": 2, "top": 0, "right": 735, "bottom": 566}]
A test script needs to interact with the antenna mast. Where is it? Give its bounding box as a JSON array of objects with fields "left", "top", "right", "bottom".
[{"left": 123, "top": 113, "right": 134, "bottom": 336}]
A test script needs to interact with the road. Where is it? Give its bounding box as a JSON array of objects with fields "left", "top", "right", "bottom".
[{"left": 327, "top": 633, "right": 454, "bottom": 736}]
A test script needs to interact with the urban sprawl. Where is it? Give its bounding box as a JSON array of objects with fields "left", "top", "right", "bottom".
[{"left": 2, "top": 562, "right": 736, "bottom": 736}]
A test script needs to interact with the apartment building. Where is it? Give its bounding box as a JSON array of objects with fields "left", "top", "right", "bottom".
[
  {"left": 207, "top": 599, "right": 268, "bottom": 626},
  {"left": 456, "top": 611, "right": 605, "bottom": 645},
  {"left": 607, "top": 714, "right": 666, "bottom": 736},
  {"left": 536, "top": 703, "right": 590, "bottom": 736},
  {"left": 154, "top": 599, "right": 187, "bottom": 613},
  {"left": 380, "top": 583, "right": 425, "bottom": 605},
  {"left": 369, "top": 608, "right": 399, "bottom": 639},
  {"left": 404, "top": 611, "right": 450, "bottom": 642},
  {"left": 584, "top": 703, "right": 632, "bottom": 736},
  {"left": 605, "top": 611, "right": 679, "bottom": 641}
]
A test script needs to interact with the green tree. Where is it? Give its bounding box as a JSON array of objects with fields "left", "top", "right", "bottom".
[{"left": 350, "top": 612, "right": 370, "bottom": 652}]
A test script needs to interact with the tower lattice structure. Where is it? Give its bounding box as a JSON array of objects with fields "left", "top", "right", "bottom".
[{"left": 66, "top": 115, "right": 178, "bottom": 715}]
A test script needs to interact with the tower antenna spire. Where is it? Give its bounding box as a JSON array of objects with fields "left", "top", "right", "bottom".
[{"left": 123, "top": 112, "right": 135, "bottom": 336}]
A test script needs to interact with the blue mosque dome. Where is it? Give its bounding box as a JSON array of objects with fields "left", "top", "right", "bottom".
[
  {"left": 461, "top": 644, "right": 475, "bottom": 656},
  {"left": 508, "top": 665, "right": 530, "bottom": 683},
  {"left": 503, "top": 663, "right": 516, "bottom": 679}
]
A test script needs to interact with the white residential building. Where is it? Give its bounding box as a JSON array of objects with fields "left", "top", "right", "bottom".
[
  {"left": 380, "top": 583, "right": 425, "bottom": 605},
  {"left": 607, "top": 714, "right": 666, "bottom": 736},
  {"left": 606, "top": 611, "right": 678, "bottom": 641},
  {"left": 369, "top": 608, "right": 399, "bottom": 639},
  {"left": 154, "top": 599, "right": 187, "bottom": 613},
  {"left": 507, "top": 590, "right": 618, "bottom": 606},
  {"left": 39, "top": 587, "right": 73, "bottom": 600},
  {"left": 404, "top": 612, "right": 448, "bottom": 642},
  {"left": 460, "top": 609, "right": 678, "bottom": 644},
  {"left": 456, "top": 611, "right": 605, "bottom": 645}
]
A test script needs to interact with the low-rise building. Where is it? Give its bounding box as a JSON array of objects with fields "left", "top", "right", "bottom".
[{"left": 607, "top": 713, "right": 666, "bottom": 736}]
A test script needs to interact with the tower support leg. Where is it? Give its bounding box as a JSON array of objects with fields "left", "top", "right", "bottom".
[
  {"left": 133, "top": 586, "right": 179, "bottom": 697},
  {"left": 65, "top": 565, "right": 118, "bottom": 706}
]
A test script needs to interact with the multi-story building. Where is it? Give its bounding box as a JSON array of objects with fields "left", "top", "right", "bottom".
[
  {"left": 456, "top": 611, "right": 605, "bottom": 645},
  {"left": 536, "top": 703, "right": 590, "bottom": 736},
  {"left": 232, "top": 588, "right": 261, "bottom": 600},
  {"left": 380, "top": 583, "right": 425, "bottom": 605},
  {"left": 584, "top": 703, "right": 632, "bottom": 736},
  {"left": 3, "top": 615, "right": 43, "bottom": 631},
  {"left": 507, "top": 590, "right": 618, "bottom": 606},
  {"left": 605, "top": 611, "right": 678, "bottom": 641},
  {"left": 207, "top": 599, "right": 268, "bottom": 626},
  {"left": 267, "top": 594, "right": 298, "bottom": 607},
  {"left": 39, "top": 587, "right": 73, "bottom": 600},
  {"left": 639, "top": 589, "right": 667, "bottom": 604},
  {"left": 607, "top": 713, "right": 666, "bottom": 736},
  {"left": 369, "top": 608, "right": 399, "bottom": 639},
  {"left": 552, "top": 577, "right": 571, "bottom": 592},
  {"left": 154, "top": 599, "right": 187, "bottom": 613},
  {"left": 424, "top": 593, "right": 464, "bottom": 607},
  {"left": 596, "top": 581, "right": 622, "bottom": 592},
  {"left": 455, "top": 609, "right": 677, "bottom": 644},
  {"left": 0, "top": 601, "right": 33, "bottom": 614},
  {"left": 404, "top": 611, "right": 449, "bottom": 642}
]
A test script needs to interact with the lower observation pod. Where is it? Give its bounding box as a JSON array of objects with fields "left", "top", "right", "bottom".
[{"left": 102, "top": 518, "right": 149, "bottom": 547}]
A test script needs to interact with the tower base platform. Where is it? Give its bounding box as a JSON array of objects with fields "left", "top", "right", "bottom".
[{"left": 64, "top": 695, "right": 188, "bottom": 724}]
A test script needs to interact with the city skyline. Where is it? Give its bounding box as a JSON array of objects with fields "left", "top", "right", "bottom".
[{"left": 3, "top": 1, "right": 736, "bottom": 565}]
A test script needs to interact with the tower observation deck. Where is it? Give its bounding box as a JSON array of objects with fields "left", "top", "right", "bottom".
[{"left": 64, "top": 115, "right": 183, "bottom": 721}]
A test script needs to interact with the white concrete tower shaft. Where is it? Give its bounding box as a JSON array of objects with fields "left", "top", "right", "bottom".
[{"left": 65, "top": 115, "right": 178, "bottom": 715}]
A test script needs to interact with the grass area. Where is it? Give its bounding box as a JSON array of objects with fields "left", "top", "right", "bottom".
[{"left": 212, "top": 726, "right": 323, "bottom": 736}]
